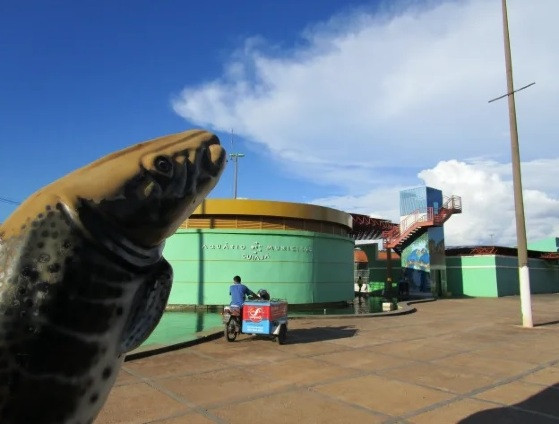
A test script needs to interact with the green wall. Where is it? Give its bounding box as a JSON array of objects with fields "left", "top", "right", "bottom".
[
  {"left": 446, "top": 256, "right": 498, "bottom": 297},
  {"left": 164, "top": 229, "right": 354, "bottom": 305},
  {"left": 496, "top": 256, "right": 559, "bottom": 296},
  {"left": 494, "top": 256, "right": 519, "bottom": 297},
  {"left": 528, "top": 237, "right": 559, "bottom": 252},
  {"left": 446, "top": 255, "right": 559, "bottom": 297}
]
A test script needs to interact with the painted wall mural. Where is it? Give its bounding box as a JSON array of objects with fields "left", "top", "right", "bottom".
[{"left": 401, "top": 233, "right": 431, "bottom": 293}]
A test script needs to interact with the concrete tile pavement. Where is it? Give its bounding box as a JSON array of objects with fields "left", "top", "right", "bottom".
[{"left": 96, "top": 295, "right": 559, "bottom": 423}]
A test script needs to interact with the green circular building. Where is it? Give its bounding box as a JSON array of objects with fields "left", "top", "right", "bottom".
[{"left": 164, "top": 199, "right": 354, "bottom": 307}]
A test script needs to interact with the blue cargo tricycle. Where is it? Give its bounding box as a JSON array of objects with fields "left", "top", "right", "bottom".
[{"left": 222, "top": 296, "right": 288, "bottom": 344}]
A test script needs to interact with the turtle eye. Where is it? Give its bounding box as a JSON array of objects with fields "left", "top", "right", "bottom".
[{"left": 154, "top": 156, "right": 172, "bottom": 173}]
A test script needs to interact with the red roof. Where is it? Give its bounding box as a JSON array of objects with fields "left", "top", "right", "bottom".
[
  {"left": 354, "top": 249, "right": 368, "bottom": 263},
  {"left": 377, "top": 250, "right": 400, "bottom": 260}
]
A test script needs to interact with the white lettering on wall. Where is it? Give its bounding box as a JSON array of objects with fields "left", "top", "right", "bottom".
[{"left": 202, "top": 240, "right": 312, "bottom": 261}]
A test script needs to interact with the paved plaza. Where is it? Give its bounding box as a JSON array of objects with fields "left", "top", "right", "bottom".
[{"left": 96, "top": 295, "right": 559, "bottom": 423}]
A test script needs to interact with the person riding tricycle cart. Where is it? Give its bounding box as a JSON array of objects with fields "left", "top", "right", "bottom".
[{"left": 222, "top": 288, "right": 288, "bottom": 344}]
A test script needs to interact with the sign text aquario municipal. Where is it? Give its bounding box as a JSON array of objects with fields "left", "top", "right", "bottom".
[{"left": 202, "top": 240, "right": 313, "bottom": 261}]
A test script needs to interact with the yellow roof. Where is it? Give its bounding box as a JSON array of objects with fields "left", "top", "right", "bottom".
[{"left": 192, "top": 198, "right": 352, "bottom": 229}]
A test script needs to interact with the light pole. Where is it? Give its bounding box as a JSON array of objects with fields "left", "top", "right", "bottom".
[
  {"left": 499, "top": 0, "right": 533, "bottom": 327},
  {"left": 229, "top": 153, "right": 245, "bottom": 199}
]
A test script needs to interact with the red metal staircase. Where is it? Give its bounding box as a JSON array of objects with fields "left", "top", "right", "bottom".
[{"left": 382, "top": 195, "right": 462, "bottom": 250}]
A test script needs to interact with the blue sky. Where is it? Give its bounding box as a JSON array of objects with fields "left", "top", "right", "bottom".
[
  {"left": 2, "top": 0, "right": 558, "bottom": 245},
  {"left": 0, "top": 0, "right": 373, "bottom": 211}
]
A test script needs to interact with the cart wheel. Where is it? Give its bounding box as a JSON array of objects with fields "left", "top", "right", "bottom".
[
  {"left": 225, "top": 323, "right": 237, "bottom": 342},
  {"left": 276, "top": 324, "right": 287, "bottom": 345}
]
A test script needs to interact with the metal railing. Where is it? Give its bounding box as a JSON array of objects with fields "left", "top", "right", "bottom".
[{"left": 382, "top": 195, "right": 462, "bottom": 249}]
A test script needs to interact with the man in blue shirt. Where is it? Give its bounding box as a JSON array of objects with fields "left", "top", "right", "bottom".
[{"left": 229, "top": 275, "right": 257, "bottom": 306}]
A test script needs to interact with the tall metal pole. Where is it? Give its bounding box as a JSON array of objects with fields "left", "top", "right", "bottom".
[
  {"left": 229, "top": 153, "right": 244, "bottom": 199},
  {"left": 501, "top": 0, "right": 533, "bottom": 327},
  {"left": 229, "top": 129, "right": 245, "bottom": 200},
  {"left": 233, "top": 155, "right": 239, "bottom": 199}
]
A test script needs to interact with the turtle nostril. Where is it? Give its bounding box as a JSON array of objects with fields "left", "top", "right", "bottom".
[
  {"left": 202, "top": 144, "right": 225, "bottom": 176},
  {"left": 209, "top": 144, "right": 225, "bottom": 164}
]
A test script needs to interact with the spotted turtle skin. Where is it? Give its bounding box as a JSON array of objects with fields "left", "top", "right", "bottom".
[{"left": 0, "top": 130, "right": 225, "bottom": 424}]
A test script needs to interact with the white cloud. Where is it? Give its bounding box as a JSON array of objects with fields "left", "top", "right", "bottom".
[
  {"left": 173, "top": 0, "right": 559, "bottom": 189},
  {"left": 312, "top": 159, "right": 559, "bottom": 247},
  {"left": 417, "top": 160, "right": 514, "bottom": 245},
  {"left": 172, "top": 0, "right": 559, "bottom": 246},
  {"left": 417, "top": 159, "right": 559, "bottom": 246},
  {"left": 312, "top": 186, "right": 402, "bottom": 221}
]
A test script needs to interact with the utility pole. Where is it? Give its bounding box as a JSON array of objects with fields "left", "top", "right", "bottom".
[
  {"left": 229, "top": 153, "right": 245, "bottom": 199},
  {"left": 228, "top": 130, "right": 244, "bottom": 199},
  {"left": 499, "top": 0, "right": 533, "bottom": 327}
]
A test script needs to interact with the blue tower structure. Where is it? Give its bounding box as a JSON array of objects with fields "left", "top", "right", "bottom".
[{"left": 385, "top": 186, "right": 461, "bottom": 297}]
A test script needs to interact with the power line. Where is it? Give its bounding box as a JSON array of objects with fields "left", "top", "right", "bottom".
[
  {"left": 488, "top": 81, "right": 535, "bottom": 103},
  {"left": 0, "top": 196, "right": 20, "bottom": 205}
]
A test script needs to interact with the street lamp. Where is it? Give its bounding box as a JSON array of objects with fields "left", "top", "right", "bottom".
[{"left": 229, "top": 153, "right": 245, "bottom": 199}]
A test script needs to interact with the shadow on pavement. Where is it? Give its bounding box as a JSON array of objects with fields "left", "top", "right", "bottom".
[
  {"left": 285, "top": 326, "right": 358, "bottom": 344},
  {"left": 535, "top": 320, "right": 559, "bottom": 327},
  {"left": 458, "top": 383, "right": 559, "bottom": 423}
]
